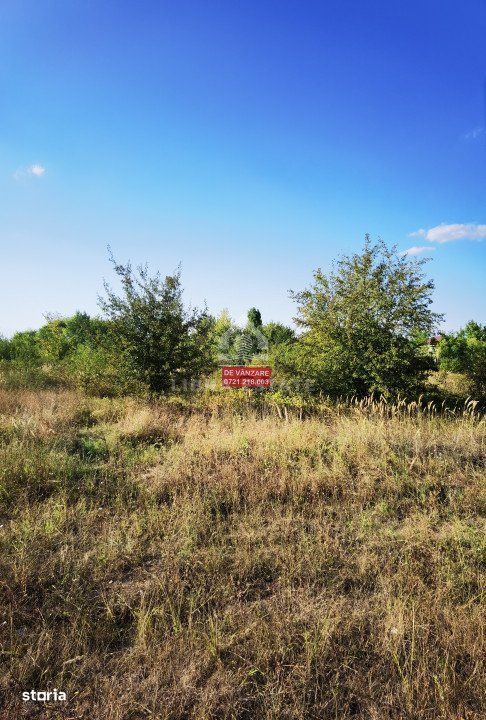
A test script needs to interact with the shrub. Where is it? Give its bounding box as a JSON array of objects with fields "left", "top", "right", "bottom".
[
  {"left": 99, "top": 255, "right": 216, "bottom": 394},
  {"left": 286, "top": 237, "right": 441, "bottom": 398}
]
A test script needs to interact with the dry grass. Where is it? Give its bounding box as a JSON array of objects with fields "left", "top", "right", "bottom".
[{"left": 0, "top": 389, "right": 484, "bottom": 719}]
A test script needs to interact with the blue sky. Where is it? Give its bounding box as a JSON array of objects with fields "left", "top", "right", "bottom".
[{"left": 0, "top": 0, "right": 485, "bottom": 337}]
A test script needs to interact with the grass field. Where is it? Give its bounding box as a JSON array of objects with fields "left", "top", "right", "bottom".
[{"left": 0, "top": 390, "right": 484, "bottom": 719}]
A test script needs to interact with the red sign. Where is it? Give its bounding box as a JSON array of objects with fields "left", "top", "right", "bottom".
[{"left": 222, "top": 366, "right": 272, "bottom": 388}]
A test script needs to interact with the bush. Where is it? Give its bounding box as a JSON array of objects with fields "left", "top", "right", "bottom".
[
  {"left": 286, "top": 237, "right": 441, "bottom": 398},
  {"left": 439, "top": 322, "right": 486, "bottom": 400},
  {"left": 99, "top": 255, "right": 216, "bottom": 394}
]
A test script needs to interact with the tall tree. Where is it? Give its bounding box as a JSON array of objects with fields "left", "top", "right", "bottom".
[
  {"left": 288, "top": 237, "right": 441, "bottom": 397},
  {"left": 247, "top": 308, "right": 262, "bottom": 328},
  {"left": 99, "top": 254, "right": 215, "bottom": 394}
]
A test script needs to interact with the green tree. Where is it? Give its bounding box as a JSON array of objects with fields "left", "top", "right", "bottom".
[
  {"left": 233, "top": 328, "right": 266, "bottom": 364},
  {"left": 5, "top": 330, "right": 41, "bottom": 365},
  {"left": 99, "top": 255, "right": 215, "bottom": 394},
  {"left": 64, "top": 312, "right": 107, "bottom": 347},
  {"left": 213, "top": 310, "right": 239, "bottom": 365},
  {"left": 230, "top": 308, "right": 267, "bottom": 363},
  {"left": 37, "top": 317, "right": 71, "bottom": 363},
  {"left": 215, "top": 308, "right": 269, "bottom": 365},
  {"left": 33, "top": 312, "right": 112, "bottom": 365},
  {"left": 0, "top": 335, "right": 12, "bottom": 361},
  {"left": 263, "top": 322, "right": 295, "bottom": 347},
  {"left": 438, "top": 321, "right": 486, "bottom": 399},
  {"left": 213, "top": 309, "right": 233, "bottom": 339},
  {"left": 247, "top": 308, "right": 262, "bottom": 328},
  {"left": 287, "top": 237, "right": 441, "bottom": 398}
]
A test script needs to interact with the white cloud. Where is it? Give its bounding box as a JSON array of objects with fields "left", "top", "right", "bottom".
[
  {"left": 13, "top": 164, "right": 46, "bottom": 180},
  {"left": 463, "top": 126, "right": 484, "bottom": 141},
  {"left": 401, "top": 245, "right": 436, "bottom": 256},
  {"left": 28, "top": 164, "right": 46, "bottom": 176},
  {"left": 409, "top": 223, "right": 486, "bottom": 244}
]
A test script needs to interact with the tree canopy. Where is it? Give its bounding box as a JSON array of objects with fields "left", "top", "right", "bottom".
[
  {"left": 99, "top": 256, "right": 215, "bottom": 394},
  {"left": 438, "top": 321, "right": 486, "bottom": 398},
  {"left": 285, "top": 237, "right": 442, "bottom": 397},
  {"left": 2, "top": 240, "right": 484, "bottom": 402}
]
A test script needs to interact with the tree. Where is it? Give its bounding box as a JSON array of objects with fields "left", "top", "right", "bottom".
[
  {"left": 5, "top": 330, "right": 41, "bottom": 365},
  {"left": 235, "top": 308, "right": 267, "bottom": 362},
  {"left": 32, "top": 312, "right": 113, "bottom": 366},
  {"left": 37, "top": 317, "right": 71, "bottom": 363},
  {"left": 438, "top": 321, "right": 486, "bottom": 399},
  {"left": 288, "top": 237, "right": 441, "bottom": 398},
  {"left": 213, "top": 309, "right": 233, "bottom": 339},
  {"left": 0, "top": 335, "right": 12, "bottom": 361},
  {"left": 247, "top": 308, "right": 262, "bottom": 328},
  {"left": 263, "top": 321, "right": 296, "bottom": 347},
  {"left": 99, "top": 254, "right": 215, "bottom": 394},
  {"left": 232, "top": 327, "right": 267, "bottom": 364},
  {"left": 213, "top": 310, "right": 240, "bottom": 365},
  {"left": 215, "top": 308, "right": 269, "bottom": 365}
]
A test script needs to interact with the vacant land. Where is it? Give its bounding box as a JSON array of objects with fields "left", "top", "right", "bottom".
[{"left": 0, "top": 390, "right": 484, "bottom": 719}]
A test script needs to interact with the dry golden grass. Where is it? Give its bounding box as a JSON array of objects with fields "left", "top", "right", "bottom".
[{"left": 0, "top": 389, "right": 484, "bottom": 719}]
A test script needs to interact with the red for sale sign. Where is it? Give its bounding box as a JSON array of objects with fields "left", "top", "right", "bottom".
[{"left": 221, "top": 366, "right": 272, "bottom": 388}]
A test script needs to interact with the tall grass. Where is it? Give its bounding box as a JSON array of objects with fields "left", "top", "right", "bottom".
[{"left": 0, "top": 389, "right": 484, "bottom": 719}]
